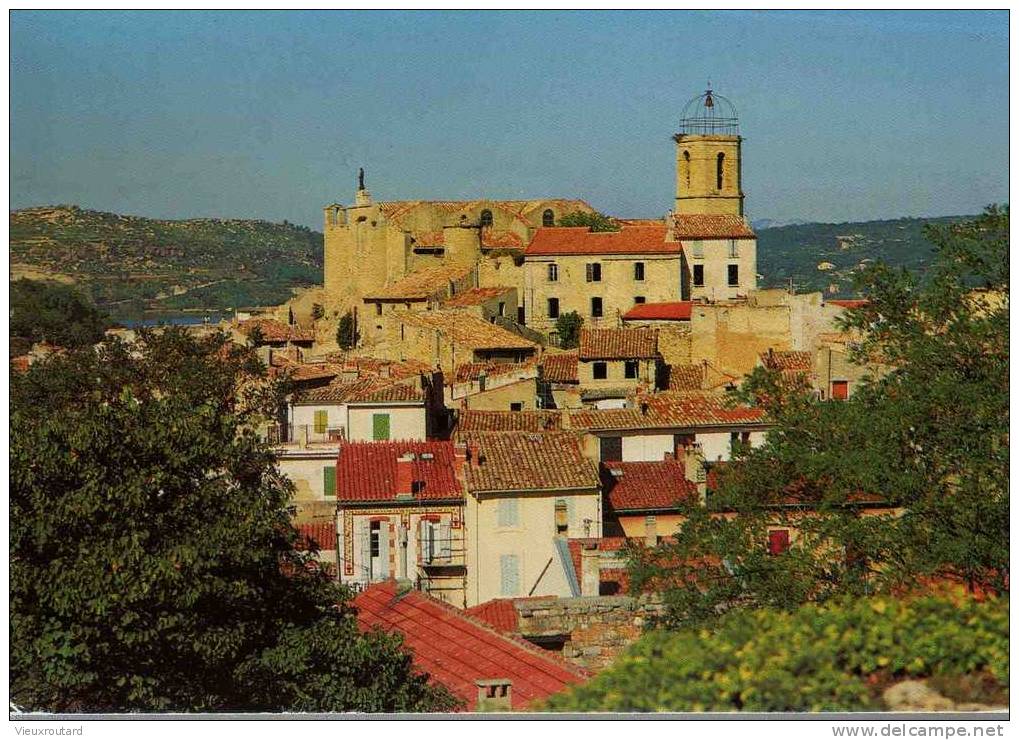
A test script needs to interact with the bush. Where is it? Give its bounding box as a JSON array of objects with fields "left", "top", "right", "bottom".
[
  {"left": 557, "top": 210, "right": 620, "bottom": 232},
  {"left": 544, "top": 593, "right": 1008, "bottom": 712},
  {"left": 337, "top": 311, "right": 357, "bottom": 350},
  {"left": 10, "top": 279, "right": 110, "bottom": 348},
  {"left": 554, "top": 311, "right": 583, "bottom": 349}
]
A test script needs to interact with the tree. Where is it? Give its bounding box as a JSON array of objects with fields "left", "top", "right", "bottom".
[
  {"left": 10, "top": 278, "right": 110, "bottom": 349},
  {"left": 10, "top": 327, "right": 458, "bottom": 712},
  {"left": 630, "top": 208, "right": 1009, "bottom": 626},
  {"left": 337, "top": 311, "right": 357, "bottom": 350},
  {"left": 554, "top": 311, "right": 584, "bottom": 350},
  {"left": 557, "top": 210, "right": 620, "bottom": 232}
]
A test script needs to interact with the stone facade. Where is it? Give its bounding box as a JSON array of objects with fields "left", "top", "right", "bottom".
[{"left": 673, "top": 133, "right": 744, "bottom": 216}]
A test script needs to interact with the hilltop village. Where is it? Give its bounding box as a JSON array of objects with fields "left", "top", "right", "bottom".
[{"left": 194, "top": 90, "right": 888, "bottom": 707}]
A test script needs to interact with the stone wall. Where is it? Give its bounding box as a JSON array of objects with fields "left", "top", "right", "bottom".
[{"left": 515, "top": 595, "right": 664, "bottom": 672}]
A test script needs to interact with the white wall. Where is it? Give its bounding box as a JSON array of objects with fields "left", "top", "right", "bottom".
[
  {"left": 291, "top": 403, "right": 346, "bottom": 432},
  {"left": 621, "top": 434, "right": 673, "bottom": 462},
  {"left": 346, "top": 404, "right": 426, "bottom": 442}
]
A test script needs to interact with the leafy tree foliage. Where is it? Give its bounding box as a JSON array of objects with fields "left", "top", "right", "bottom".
[
  {"left": 10, "top": 278, "right": 110, "bottom": 349},
  {"left": 556, "top": 210, "right": 620, "bottom": 232},
  {"left": 629, "top": 208, "right": 1009, "bottom": 626},
  {"left": 337, "top": 311, "right": 358, "bottom": 350},
  {"left": 545, "top": 592, "right": 1008, "bottom": 712},
  {"left": 10, "top": 328, "right": 458, "bottom": 712},
  {"left": 554, "top": 311, "right": 584, "bottom": 350}
]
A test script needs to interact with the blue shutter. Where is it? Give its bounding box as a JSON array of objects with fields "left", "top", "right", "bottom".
[{"left": 500, "top": 554, "right": 520, "bottom": 596}]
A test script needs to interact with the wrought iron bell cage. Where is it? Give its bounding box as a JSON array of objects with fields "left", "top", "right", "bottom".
[{"left": 677, "top": 88, "right": 740, "bottom": 136}]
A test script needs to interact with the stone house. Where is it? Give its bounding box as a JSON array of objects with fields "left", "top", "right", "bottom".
[{"left": 576, "top": 327, "right": 662, "bottom": 408}]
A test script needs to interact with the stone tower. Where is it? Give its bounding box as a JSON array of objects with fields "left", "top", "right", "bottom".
[{"left": 673, "top": 88, "right": 744, "bottom": 216}]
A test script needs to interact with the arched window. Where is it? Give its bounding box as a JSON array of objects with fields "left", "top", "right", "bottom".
[
  {"left": 716, "top": 152, "right": 725, "bottom": 190},
  {"left": 480, "top": 209, "right": 493, "bottom": 228},
  {"left": 683, "top": 150, "right": 690, "bottom": 189},
  {"left": 542, "top": 209, "right": 555, "bottom": 227}
]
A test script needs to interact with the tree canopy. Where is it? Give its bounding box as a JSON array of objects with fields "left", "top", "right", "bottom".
[
  {"left": 556, "top": 210, "right": 620, "bottom": 232},
  {"left": 629, "top": 207, "right": 1009, "bottom": 626},
  {"left": 10, "top": 327, "right": 458, "bottom": 712},
  {"left": 554, "top": 311, "right": 584, "bottom": 350},
  {"left": 10, "top": 278, "right": 111, "bottom": 349}
]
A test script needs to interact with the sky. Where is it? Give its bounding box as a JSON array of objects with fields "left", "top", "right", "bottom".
[{"left": 10, "top": 10, "right": 1009, "bottom": 229}]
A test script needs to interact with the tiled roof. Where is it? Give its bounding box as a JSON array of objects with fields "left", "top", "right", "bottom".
[
  {"left": 353, "top": 581, "right": 587, "bottom": 710},
  {"left": 453, "top": 359, "right": 535, "bottom": 384},
  {"left": 613, "top": 218, "right": 666, "bottom": 227},
  {"left": 541, "top": 350, "right": 579, "bottom": 384},
  {"left": 564, "top": 537, "right": 633, "bottom": 596},
  {"left": 524, "top": 226, "right": 680, "bottom": 256},
  {"left": 460, "top": 432, "right": 599, "bottom": 493},
  {"left": 578, "top": 327, "right": 659, "bottom": 360},
  {"left": 456, "top": 409, "right": 563, "bottom": 434},
  {"left": 295, "top": 521, "right": 337, "bottom": 551},
  {"left": 465, "top": 595, "right": 556, "bottom": 633},
  {"left": 601, "top": 460, "right": 699, "bottom": 512},
  {"left": 397, "top": 310, "right": 537, "bottom": 352},
  {"left": 760, "top": 350, "right": 813, "bottom": 372},
  {"left": 294, "top": 378, "right": 425, "bottom": 405},
  {"left": 339, "top": 356, "right": 435, "bottom": 381},
  {"left": 826, "top": 299, "right": 869, "bottom": 309},
  {"left": 336, "top": 441, "right": 463, "bottom": 503},
  {"left": 442, "top": 287, "right": 515, "bottom": 308},
  {"left": 671, "top": 214, "right": 756, "bottom": 240},
  {"left": 481, "top": 230, "right": 524, "bottom": 249},
  {"left": 364, "top": 264, "right": 473, "bottom": 302},
  {"left": 622, "top": 301, "right": 692, "bottom": 321},
  {"left": 281, "top": 362, "right": 345, "bottom": 383},
  {"left": 665, "top": 362, "right": 739, "bottom": 393},
  {"left": 237, "top": 318, "right": 314, "bottom": 343},
  {"left": 569, "top": 393, "right": 767, "bottom": 432}
]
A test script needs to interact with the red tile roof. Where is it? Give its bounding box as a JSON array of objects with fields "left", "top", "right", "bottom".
[
  {"left": 397, "top": 310, "right": 538, "bottom": 352},
  {"left": 363, "top": 264, "right": 473, "bottom": 302},
  {"left": 601, "top": 460, "right": 699, "bottom": 512},
  {"left": 760, "top": 350, "right": 813, "bottom": 372},
  {"left": 665, "top": 362, "right": 739, "bottom": 393},
  {"left": 460, "top": 432, "right": 599, "bottom": 493},
  {"left": 465, "top": 595, "right": 561, "bottom": 633},
  {"left": 295, "top": 521, "right": 337, "bottom": 551},
  {"left": 442, "top": 287, "right": 515, "bottom": 308},
  {"left": 671, "top": 214, "right": 756, "bottom": 240},
  {"left": 353, "top": 581, "right": 587, "bottom": 710},
  {"left": 540, "top": 350, "right": 578, "bottom": 384},
  {"left": 237, "top": 318, "right": 314, "bottom": 343},
  {"left": 564, "top": 537, "right": 633, "bottom": 595},
  {"left": 827, "top": 299, "right": 869, "bottom": 309},
  {"left": 456, "top": 410, "right": 563, "bottom": 434},
  {"left": 294, "top": 378, "right": 425, "bottom": 404},
  {"left": 569, "top": 393, "right": 767, "bottom": 432},
  {"left": 454, "top": 360, "right": 535, "bottom": 384},
  {"left": 524, "top": 226, "right": 680, "bottom": 256},
  {"left": 578, "top": 327, "right": 659, "bottom": 360},
  {"left": 337, "top": 441, "right": 464, "bottom": 503},
  {"left": 622, "top": 301, "right": 692, "bottom": 322}
]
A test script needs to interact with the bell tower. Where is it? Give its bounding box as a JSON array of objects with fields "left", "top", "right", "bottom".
[{"left": 673, "top": 87, "right": 744, "bottom": 216}]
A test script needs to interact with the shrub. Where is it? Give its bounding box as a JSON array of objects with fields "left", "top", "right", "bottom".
[{"left": 554, "top": 311, "right": 583, "bottom": 349}]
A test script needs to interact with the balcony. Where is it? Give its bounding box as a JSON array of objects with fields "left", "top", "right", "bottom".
[
  {"left": 267, "top": 423, "right": 345, "bottom": 447},
  {"left": 418, "top": 532, "right": 466, "bottom": 569}
]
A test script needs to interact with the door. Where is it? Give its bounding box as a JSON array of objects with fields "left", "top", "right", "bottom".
[{"left": 372, "top": 413, "right": 391, "bottom": 441}]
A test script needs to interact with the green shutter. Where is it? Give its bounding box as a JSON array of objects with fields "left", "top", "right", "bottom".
[
  {"left": 323, "top": 465, "right": 336, "bottom": 497},
  {"left": 372, "top": 413, "right": 390, "bottom": 441},
  {"left": 314, "top": 409, "right": 328, "bottom": 434}
]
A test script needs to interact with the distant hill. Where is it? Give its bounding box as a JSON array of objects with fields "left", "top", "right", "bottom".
[
  {"left": 10, "top": 205, "right": 323, "bottom": 319},
  {"left": 755, "top": 215, "right": 976, "bottom": 297}
]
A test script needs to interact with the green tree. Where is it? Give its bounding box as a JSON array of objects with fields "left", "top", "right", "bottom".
[
  {"left": 10, "top": 327, "right": 458, "bottom": 712},
  {"left": 10, "top": 278, "right": 110, "bottom": 349},
  {"left": 554, "top": 311, "right": 584, "bottom": 350},
  {"left": 556, "top": 210, "right": 621, "bottom": 232},
  {"left": 629, "top": 208, "right": 1009, "bottom": 626},
  {"left": 337, "top": 311, "right": 357, "bottom": 350}
]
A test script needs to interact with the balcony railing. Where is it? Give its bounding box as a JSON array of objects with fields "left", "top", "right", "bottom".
[
  {"left": 418, "top": 535, "right": 466, "bottom": 568},
  {"left": 267, "top": 423, "right": 345, "bottom": 446}
]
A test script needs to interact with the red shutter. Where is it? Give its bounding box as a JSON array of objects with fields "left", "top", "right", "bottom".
[
  {"left": 768, "top": 529, "right": 790, "bottom": 555},
  {"left": 832, "top": 380, "right": 849, "bottom": 400}
]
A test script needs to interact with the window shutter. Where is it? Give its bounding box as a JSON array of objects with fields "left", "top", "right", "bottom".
[
  {"left": 323, "top": 465, "right": 336, "bottom": 497},
  {"left": 585, "top": 263, "right": 593, "bottom": 282},
  {"left": 500, "top": 554, "right": 520, "bottom": 596},
  {"left": 314, "top": 409, "right": 328, "bottom": 434},
  {"left": 377, "top": 524, "right": 390, "bottom": 579},
  {"left": 355, "top": 518, "right": 370, "bottom": 581},
  {"left": 498, "top": 498, "right": 518, "bottom": 527},
  {"left": 438, "top": 522, "right": 452, "bottom": 558}
]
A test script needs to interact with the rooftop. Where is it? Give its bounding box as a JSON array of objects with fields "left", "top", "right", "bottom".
[
  {"left": 295, "top": 521, "right": 337, "bottom": 551},
  {"left": 665, "top": 362, "right": 739, "bottom": 393},
  {"left": 397, "top": 310, "right": 538, "bottom": 352},
  {"left": 602, "top": 460, "right": 699, "bottom": 512},
  {"left": 579, "top": 327, "right": 659, "bottom": 361},
  {"left": 454, "top": 359, "right": 536, "bottom": 384},
  {"left": 524, "top": 226, "right": 680, "bottom": 257},
  {"left": 456, "top": 409, "right": 563, "bottom": 434},
  {"left": 540, "top": 350, "right": 579, "bottom": 384},
  {"left": 353, "top": 581, "right": 587, "bottom": 711},
  {"left": 671, "top": 214, "right": 756, "bottom": 240},
  {"left": 460, "top": 431, "right": 599, "bottom": 493},
  {"left": 760, "top": 350, "right": 813, "bottom": 373},
  {"left": 336, "top": 440, "right": 463, "bottom": 503},
  {"left": 621, "top": 301, "right": 693, "bottom": 322},
  {"left": 364, "top": 264, "right": 473, "bottom": 302},
  {"left": 442, "top": 286, "right": 515, "bottom": 308},
  {"left": 237, "top": 318, "right": 315, "bottom": 344},
  {"left": 569, "top": 393, "right": 767, "bottom": 432},
  {"left": 293, "top": 377, "right": 425, "bottom": 405}
]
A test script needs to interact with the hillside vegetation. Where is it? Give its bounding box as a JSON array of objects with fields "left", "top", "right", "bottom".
[
  {"left": 756, "top": 215, "right": 974, "bottom": 296},
  {"left": 10, "top": 205, "right": 322, "bottom": 319}
]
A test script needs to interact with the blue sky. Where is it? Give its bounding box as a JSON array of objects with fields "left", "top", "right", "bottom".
[{"left": 11, "top": 10, "right": 1008, "bottom": 229}]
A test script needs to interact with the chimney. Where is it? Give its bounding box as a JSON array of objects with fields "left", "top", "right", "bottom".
[
  {"left": 395, "top": 452, "right": 416, "bottom": 498},
  {"left": 644, "top": 515, "right": 657, "bottom": 547},
  {"left": 475, "top": 679, "right": 513, "bottom": 712},
  {"left": 681, "top": 443, "right": 708, "bottom": 505},
  {"left": 453, "top": 442, "right": 468, "bottom": 479},
  {"left": 580, "top": 543, "right": 600, "bottom": 597}
]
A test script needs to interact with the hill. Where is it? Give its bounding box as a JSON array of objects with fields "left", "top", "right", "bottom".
[
  {"left": 10, "top": 205, "right": 323, "bottom": 319},
  {"left": 755, "top": 215, "right": 975, "bottom": 296}
]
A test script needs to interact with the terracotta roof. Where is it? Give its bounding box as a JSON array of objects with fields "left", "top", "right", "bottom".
[
  {"left": 481, "top": 231, "right": 524, "bottom": 249},
  {"left": 11, "top": 355, "right": 31, "bottom": 373},
  {"left": 353, "top": 581, "right": 587, "bottom": 710},
  {"left": 442, "top": 287, "right": 515, "bottom": 308},
  {"left": 339, "top": 356, "right": 435, "bottom": 381},
  {"left": 237, "top": 318, "right": 314, "bottom": 343},
  {"left": 453, "top": 359, "right": 535, "bottom": 384},
  {"left": 336, "top": 441, "right": 463, "bottom": 503},
  {"left": 294, "top": 378, "right": 425, "bottom": 404},
  {"left": 465, "top": 595, "right": 557, "bottom": 633},
  {"left": 456, "top": 410, "right": 563, "bottom": 434},
  {"left": 460, "top": 432, "right": 599, "bottom": 493},
  {"left": 760, "top": 350, "right": 813, "bottom": 372},
  {"left": 671, "top": 214, "right": 756, "bottom": 240},
  {"left": 578, "top": 327, "right": 659, "bottom": 360},
  {"left": 397, "top": 310, "right": 537, "bottom": 352},
  {"left": 622, "top": 301, "right": 692, "bottom": 321},
  {"left": 540, "top": 350, "right": 579, "bottom": 384},
  {"left": 281, "top": 362, "right": 345, "bottom": 383},
  {"left": 524, "top": 226, "right": 680, "bottom": 256},
  {"left": 364, "top": 264, "right": 473, "bottom": 302},
  {"left": 295, "top": 521, "right": 337, "bottom": 551},
  {"left": 569, "top": 393, "right": 767, "bottom": 432},
  {"left": 602, "top": 460, "right": 699, "bottom": 512},
  {"left": 564, "top": 537, "right": 633, "bottom": 595},
  {"left": 613, "top": 218, "right": 666, "bottom": 227},
  {"left": 665, "top": 362, "right": 739, "bottom": 393},
  {"left": 827, "top": 299, "right": 869, "bottom": 309}
]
